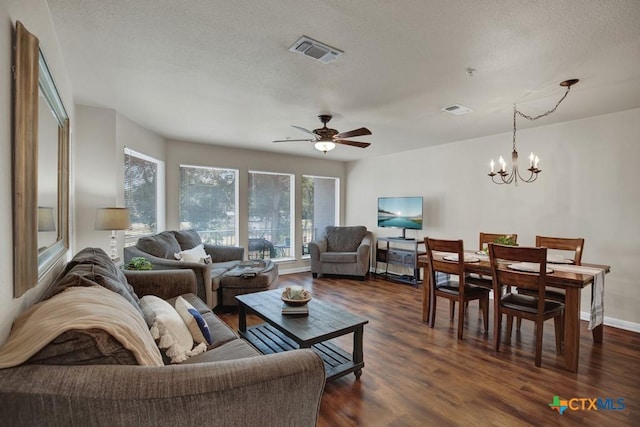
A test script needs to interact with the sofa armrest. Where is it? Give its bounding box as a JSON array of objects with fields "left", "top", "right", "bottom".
[
  {"left": 203, "top": 244, "right": 244, "bottom": 263},
  {"left": 124, "top": 269, "right": 197, "bottom": 299},
  {"left": 0, "top": 350, "right": 325, "bottom": 426}
]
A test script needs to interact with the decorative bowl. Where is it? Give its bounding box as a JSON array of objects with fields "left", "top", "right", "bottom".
[{"left": 281, "top": 287, "right": 312, "bottom": 306}]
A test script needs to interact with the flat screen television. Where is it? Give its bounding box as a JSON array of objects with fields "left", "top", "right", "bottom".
[{"left": 377, "top": 196, "right": 423, "bottom": 239}]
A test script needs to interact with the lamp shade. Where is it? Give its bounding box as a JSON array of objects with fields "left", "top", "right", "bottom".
[
  {"left": 314, "top": 141, "right": 336, "bottom": 153},
  {"left": 37, "top": 206, "right": 56, "bottom": 232},
  {"left": 95, "top": 207, "right": 131, "bottom": 230}
]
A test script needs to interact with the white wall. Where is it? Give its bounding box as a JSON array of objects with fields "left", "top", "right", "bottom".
[
  {"left": 0, "top": 0, "right": 76, "bottom": 343},
  {"left": 74, "top": 105, "right": 167, "bottom": 258},
  {"left": 346, "top": 108, "right": 640, "bottom": 329},
  {"left": 166, "top": 140, "right": 346, "bottom": 272}
]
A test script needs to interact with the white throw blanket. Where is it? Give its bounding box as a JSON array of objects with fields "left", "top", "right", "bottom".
[{"left": 0, "top": 286, "right": 164, "bottom": 368}]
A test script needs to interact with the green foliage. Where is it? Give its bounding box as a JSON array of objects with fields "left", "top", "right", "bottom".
[
  {"left": 179, "top": 166, "right": 236, "bottom": 232},
  {"left": 494, "top": 235, "right": 518, "bottom": 246},
  {"left": 126, "top": 257, "right": 152, "bottom": 270}
]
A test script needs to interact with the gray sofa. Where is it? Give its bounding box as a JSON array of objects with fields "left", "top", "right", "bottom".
[
  {"left": 309, "top": 226, "right": 372, "bottom": 280},
  {"left": 0, "top": 248, "right": 325, "bottom": 426},
  {"left": 124, "top": 230, "right": 244, "bottom": 308}
]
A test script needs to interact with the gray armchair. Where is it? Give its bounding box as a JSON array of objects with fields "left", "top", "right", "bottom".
[
  {"left": 124, "top": 230, "right": 244, "bottom": 308},
  {"left": 309, "top": 226, "right": 372, "bottom": 280}
]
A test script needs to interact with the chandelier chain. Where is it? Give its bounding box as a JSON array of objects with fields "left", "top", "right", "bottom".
[{"left": 512, "top": 85, "right": 572, "bottom": 151}]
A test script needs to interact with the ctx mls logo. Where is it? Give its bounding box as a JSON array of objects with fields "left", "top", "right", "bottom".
[{"left": 549, "top": 395, "right": 625, "bottom": 415}]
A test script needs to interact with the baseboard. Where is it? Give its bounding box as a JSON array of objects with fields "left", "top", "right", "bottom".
[
  {"left": 279, "top": 266, "right": 311, "bottom": 275},
  {"left": 580, "top": 312, "right": 640, "bottom": 333}
]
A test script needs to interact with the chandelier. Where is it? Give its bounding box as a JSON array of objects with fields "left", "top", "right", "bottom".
[{"left": 489, "top": 79, "right": 579, "bottom": 186}]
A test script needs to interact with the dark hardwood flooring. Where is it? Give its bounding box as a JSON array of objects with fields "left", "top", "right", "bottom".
[{"left": 218, "top": 273, "right": 640, "bottom": 426}]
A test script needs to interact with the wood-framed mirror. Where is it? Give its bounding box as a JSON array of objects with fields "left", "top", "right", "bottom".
[{"left": 13, "top": 21, "right": 69, "bottom": 297}]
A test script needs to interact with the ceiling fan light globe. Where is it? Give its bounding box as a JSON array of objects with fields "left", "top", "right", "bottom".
[{"left": 315, "top": 141, "right": 336, "bottom": 153}]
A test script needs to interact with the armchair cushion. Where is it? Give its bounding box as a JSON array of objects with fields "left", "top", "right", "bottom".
[
  {"left": 320, "top": 252, "right": 358, "bottom": 263},
  {"left": 173, "top": 229, "right": 203, "bottom": 250},
  {"left": 325, "top": 226, "right": 368, "bottom": 252},
  {"left": 136, "top": 231, "right": 182, "bottom": 259}
]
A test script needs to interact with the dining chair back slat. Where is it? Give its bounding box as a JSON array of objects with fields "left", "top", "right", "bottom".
[
  {"left": 488, "top": 243, "right": 564, "bottom": 368},
  {"left": 467, "top": 233, "right": 519, "bottom": 290},
  {"left": 425, "top": 237, "right": 490, "bottom": 339},
  {"left": 536, "top": 236, "right": 584, "bottom": 265}
]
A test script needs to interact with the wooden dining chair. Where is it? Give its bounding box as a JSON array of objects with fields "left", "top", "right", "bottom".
[
  {"left": 425, "top": 237, "right": 490, "bottom": 339},
  {"left": 516, "top": 236, "right": 584, "bottom": 329},
  {"left": 466, "top": 232, "right": 518, "bottom": 290},
  {"left": 488, "top": 243, "right": 564, "bottom": 367}
]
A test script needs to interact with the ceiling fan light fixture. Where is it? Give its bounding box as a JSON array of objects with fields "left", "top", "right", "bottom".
[{"left": 314, "top": 141, "right": 336, "bottom": 153}]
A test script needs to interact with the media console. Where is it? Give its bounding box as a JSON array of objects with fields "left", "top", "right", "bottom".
[{"left": 373, "top": 237, "right": 425, "bottom": 285}]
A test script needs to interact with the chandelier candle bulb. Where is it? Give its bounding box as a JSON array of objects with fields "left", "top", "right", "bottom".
[
  {"left": 490, "top": 160, "right": 495, "bottom": 173},
  {"left": 529, "top": 152, "right": 534, "bottom": 167},
  {"left": 534, "top": 156, "right": 539, "bottom": 169}
]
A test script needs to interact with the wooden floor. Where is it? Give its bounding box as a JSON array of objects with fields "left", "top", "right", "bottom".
[{"left": 218, "top": 273, "right": 640, "bottom": 426}]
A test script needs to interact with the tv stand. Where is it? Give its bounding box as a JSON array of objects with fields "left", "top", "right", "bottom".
[{"left": 374, "top": 237, "right": 425, "bottom": 286}]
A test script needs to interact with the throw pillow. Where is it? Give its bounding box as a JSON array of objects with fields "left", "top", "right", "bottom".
[
  {"left": 174, "top": 296, "right": 212, "bottom": 345},
  {"left": 140, "top": 295, "right": 206, "bottom": 363},
  {"left": 174, "top": 243, "right": 208, "bottom": 263}
]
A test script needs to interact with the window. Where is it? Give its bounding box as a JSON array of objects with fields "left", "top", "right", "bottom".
[
  {"left": 124, "top": 148, "right": 163, "bottom": 243},
  {"left": 248, "top": 171, "right": 293, "bottom": 260},
  {"left": 179, "top": 165, "right": 238, "bottom": 245},
  {"left": 302, "top": 175, "right": 339, "bottom": 255}
]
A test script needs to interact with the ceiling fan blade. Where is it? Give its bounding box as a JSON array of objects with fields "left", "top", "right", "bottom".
[
  {"left": 334, "top": 139, "right": 371, "bottom": 148},
  {"left": 335, "top": 127, "right": 372, "bottom": 139},
  {"left": 272, "top": 138, "right": 315, "bottom": 143},
  {"left": 291, "top": 125, "right": 317, "bottom": 137}
]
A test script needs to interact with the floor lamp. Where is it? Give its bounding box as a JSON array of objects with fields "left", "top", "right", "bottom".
[{"left": 95, "top": 207, "right": 131, "bottom": 261}]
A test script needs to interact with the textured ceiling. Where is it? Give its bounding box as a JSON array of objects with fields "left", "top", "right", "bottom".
[{"left": 47, "top": 0, "right": 640, "bottom": 161}]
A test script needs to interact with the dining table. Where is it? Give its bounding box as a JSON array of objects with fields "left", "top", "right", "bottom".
[{"left": 417, "top": 251, "right": 611, "bottom": 372}]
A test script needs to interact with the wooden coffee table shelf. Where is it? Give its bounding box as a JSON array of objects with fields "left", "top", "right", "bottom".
[
  {"left": 236, "top": 289, "right": 368, "bottom": 382},
  {"left": 241, "top": 323, "right": 361, "bottom": 381}
]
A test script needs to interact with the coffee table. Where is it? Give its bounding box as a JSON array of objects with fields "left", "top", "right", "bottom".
[{"left": 236, "top": 289, "right": 368, "bottom": 381}]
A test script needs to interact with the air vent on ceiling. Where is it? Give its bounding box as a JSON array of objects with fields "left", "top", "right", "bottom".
[
  {"left": 289, "top": 36, "right": 343, "bottom": 64},
  {"left": 441, "top": 104, "right": 473, "bottom": 115}
]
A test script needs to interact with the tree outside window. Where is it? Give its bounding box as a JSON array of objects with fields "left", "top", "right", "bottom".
[
  {"left": 180, "top": 165, "right": 238, "bottom": 245},
  {"left": 124, "top": 149, "right": 160, "bottom": 243},
  {"left": 248, "top": 172, "right": 293, "bottom": 259}
]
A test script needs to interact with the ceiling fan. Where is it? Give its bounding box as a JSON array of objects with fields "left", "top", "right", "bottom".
[{"left": 273, "top": 114, "right": 372, "bottom": 153}]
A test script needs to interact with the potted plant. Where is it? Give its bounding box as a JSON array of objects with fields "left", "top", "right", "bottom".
[
  {"left": 481, "top": 235, "right": 518, "bottom": 255},
  {"left": 493, "top": 235, "right": 518, "bottom": 246},
  {"left": 126, "top": 256, "right": 152, "bottom": 271}
]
